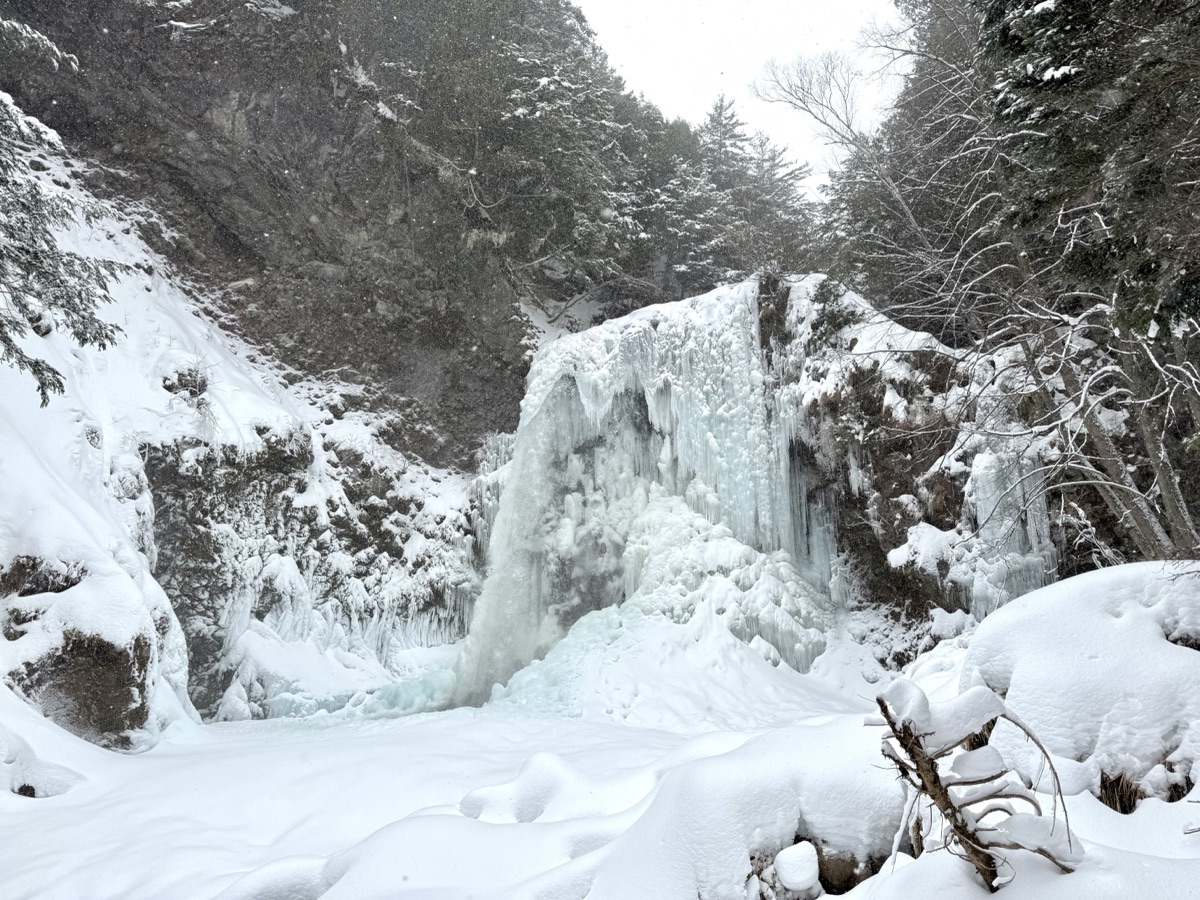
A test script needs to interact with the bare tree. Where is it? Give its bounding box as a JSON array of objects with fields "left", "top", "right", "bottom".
[
  {"left": 756, "top": 0, "right": 1200, "bottom": 566},
  {"left": 877, "top": 678, "right": 1078, "bottom": 892}
]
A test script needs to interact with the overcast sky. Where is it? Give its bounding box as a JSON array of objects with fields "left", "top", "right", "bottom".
[{"left": 570, "top": 0, "right": 901, "bottom": 185}]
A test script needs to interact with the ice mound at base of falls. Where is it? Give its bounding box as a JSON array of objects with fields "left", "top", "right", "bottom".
[
  {"left": 454, "top": 281, "right": 836, "bottom": 705},
  {"left": 491, "top": 489, "right": 832, "bottom": 730}
]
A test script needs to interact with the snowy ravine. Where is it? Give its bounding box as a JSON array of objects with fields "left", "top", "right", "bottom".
[{"left": 4, "top": 97, "right": 1200, "bottom": 899}]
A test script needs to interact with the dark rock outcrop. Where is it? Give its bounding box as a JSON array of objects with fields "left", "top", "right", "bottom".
[
  {"left": 0, "top": 0, "right": 530, "bottom": 467},
  {"left": 1, "top": 556, "right": 165, "bottom": 748},
  {"left": 8, "top": 630, "right": 152, "bottom": 749}
]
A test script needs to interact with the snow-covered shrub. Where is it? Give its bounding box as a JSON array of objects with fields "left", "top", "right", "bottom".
[{"left": 876, "top": 678, "right": 1078, "bottom": 892}]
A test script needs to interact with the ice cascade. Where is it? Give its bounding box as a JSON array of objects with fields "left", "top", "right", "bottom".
[{"left": 454, "top": 282, "right": 835, "bottom": 704}]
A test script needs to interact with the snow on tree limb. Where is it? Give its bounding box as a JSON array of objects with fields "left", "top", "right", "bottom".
[{"left": 876, "top": 677, "right": 1078, "bottom": 893}]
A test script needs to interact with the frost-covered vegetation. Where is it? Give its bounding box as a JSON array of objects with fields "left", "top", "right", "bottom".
[{"left": 2, "top": 1, "right": 1200, "bottom": 898}]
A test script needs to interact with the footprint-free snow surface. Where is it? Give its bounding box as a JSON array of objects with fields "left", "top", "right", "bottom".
[{"left": 6, "top": 563, "right": 1200, "bottom": 899}]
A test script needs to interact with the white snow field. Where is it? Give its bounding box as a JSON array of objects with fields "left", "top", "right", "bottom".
[{"left": 6, "top": 564, "right": 1200, "bottom": 899}]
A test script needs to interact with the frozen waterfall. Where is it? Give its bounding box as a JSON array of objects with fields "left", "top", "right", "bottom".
[
  {"left": 453, "top": 277, "right": 1060, "bottom": 704},
  {"left": 453, "top": 282, "right": 835, "bottom": 705}
]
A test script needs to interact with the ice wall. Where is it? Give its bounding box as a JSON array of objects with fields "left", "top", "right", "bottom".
[
  {"left": 454, "top": 275, "right": 1063, "bottom": 704},
  {"left": 454, "top": 282, "right": 835, "bottom": 704},
  {"left": 952, "top": 351, "right": 1058, "bottom": 617}
]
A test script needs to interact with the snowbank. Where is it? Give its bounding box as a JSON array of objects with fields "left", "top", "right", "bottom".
[{"left": 960, "top": 561, "right": 1200, "bottom": 799}]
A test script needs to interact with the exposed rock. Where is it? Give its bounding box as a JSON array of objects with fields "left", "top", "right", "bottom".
[
  {"left": 0, "top": 554, "right": 177, "bottom": 749},
  {"left": 8, "top": 631, "right": 152, "bottom": 750},
  {"left": 0, "top": 0, "right": 530, "bottom": 467},
  {"left": 775, "top": 277, "right": 1071, "bottom": 623},
  {"left": 0, "top": 555, "right": 85, "bottom": 609},
  {"left": 813, "top": 843, "right": 883, "bottom": 895}
]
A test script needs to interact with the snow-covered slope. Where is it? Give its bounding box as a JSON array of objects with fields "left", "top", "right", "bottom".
[{"left": 0, "top": 100, "right": 474, "bottom": 743}]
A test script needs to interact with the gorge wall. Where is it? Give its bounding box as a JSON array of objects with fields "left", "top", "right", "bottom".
[{"left": 0, "top": 0, "right": 533, "bottom": 469}]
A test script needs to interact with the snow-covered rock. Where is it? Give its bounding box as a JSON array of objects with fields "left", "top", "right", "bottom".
[
  {"left": 0, "top": 104, "right": 476, "bottom": 740},
  {"left": 774, "top": 840, "right": 820, "bottom": 894},
  {"left": 959, "top": 561, "right": 1200, "bottom": 801}
]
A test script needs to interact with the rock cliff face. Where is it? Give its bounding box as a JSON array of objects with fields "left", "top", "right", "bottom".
[
  {"left": 0, "top": 0, "right": 530, "bottom": 468},
  {"left": 0, "top": 112, "right": 481, "bottom": 744}
]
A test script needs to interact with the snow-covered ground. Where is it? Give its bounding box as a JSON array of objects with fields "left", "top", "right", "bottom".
[{"left": 5, "top": 564, "right": 1200, "bottom": 898}]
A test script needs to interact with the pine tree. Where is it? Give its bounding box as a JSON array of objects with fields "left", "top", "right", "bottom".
[
  {"left": 698, "top": 94, "right": 752, "bottom": 193},
  {"left": 1, "top": 19, "right": 121, "bottom": 404},
  {"left": 646, "top": 159, "right": 741, "bottom": 295},
  {"left": 740, "top": 131, "right": 814, "bottom": 274},
  {"left": 485, "top": 0, "right": 636, "bottom": 286},
  {"left": 682, "top": 95, "right": 815, "bottom": 287},
  {"left": 978, "top": 0, "right": 1200, "bottom": 332}
]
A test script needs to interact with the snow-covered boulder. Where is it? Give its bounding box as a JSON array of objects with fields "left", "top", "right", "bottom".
[
  {"left": 958, "top": 561, "right": 1200, "bottom": 804},
  {"left": 0, "top": 409, "right": 193, "bottom": 748}
]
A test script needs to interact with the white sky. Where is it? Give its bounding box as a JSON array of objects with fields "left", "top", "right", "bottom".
[{"left": 570, "top": 0, "right": 901, "bottom": 185}]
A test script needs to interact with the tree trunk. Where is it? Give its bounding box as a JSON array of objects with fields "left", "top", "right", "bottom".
[{"left": 1054, "top": 351, "right": 1176, "bottom": 559}]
